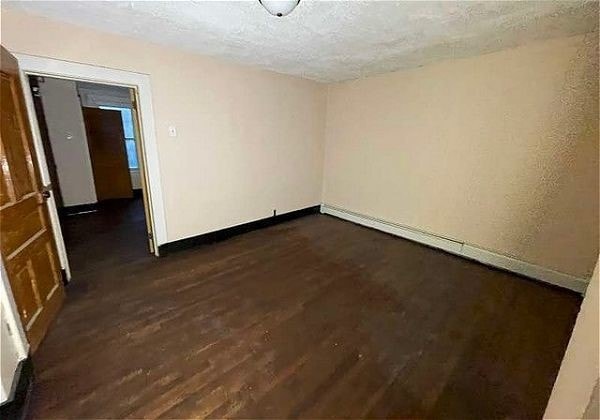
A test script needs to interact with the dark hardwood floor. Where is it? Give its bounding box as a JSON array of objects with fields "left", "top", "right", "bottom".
[{"left": 28, "top": 198, "right": 581, "bottom": 419}]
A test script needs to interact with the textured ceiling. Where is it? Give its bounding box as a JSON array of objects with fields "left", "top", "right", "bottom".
[{"left": 3, "top": 1, "right": 598, "bottom": 82}]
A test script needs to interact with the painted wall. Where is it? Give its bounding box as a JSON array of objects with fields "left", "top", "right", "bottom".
[
  {"left": 38, "top": 77, "right": 98, "bottom": 207},
  {"left": 0, "top": 304, "right": 19, "bottom": 402},
  {"left": 1, "top": 8, "right": 327, "bottom": 242},
  {"left": 323, "top": 34, "right": 599, "bottom": 279},
  {"left": 3, "top": 8, "right": 596, "bottom": 280},
  {"left": 545, "top": 258, "right": 599, "bottom": 418},
  {"left": 0, "top": 262, "right": 28, "bottom": 404}
]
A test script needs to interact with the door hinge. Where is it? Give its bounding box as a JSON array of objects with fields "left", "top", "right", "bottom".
[{"left": 148, "top": 232, "right": 153, "bottom": 240}]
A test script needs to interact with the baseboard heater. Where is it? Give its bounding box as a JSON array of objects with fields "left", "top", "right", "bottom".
[{"left": 321, "top": 204, "right": 588, "bottom": 294}]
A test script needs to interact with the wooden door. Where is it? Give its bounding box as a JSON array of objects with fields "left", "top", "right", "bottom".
[
  {"left": 82, "top": 107, "right": 133, "bottom": 201},
  {"left": 0, "top": 46, "right": 65, "bottom": 352}
]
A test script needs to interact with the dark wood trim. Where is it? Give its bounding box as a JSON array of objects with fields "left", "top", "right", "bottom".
[
  {"left": 0, "top": 358, "right": 34, "bottom": 420},
  {"left": 60, "top": 203, "right": 98, "bottom": 217},
  {"left": 61, "top": 197, "right": 146, "bottom": 217},
  {"left": 158, "top": 205, "right": 320, "bottom": 255}
]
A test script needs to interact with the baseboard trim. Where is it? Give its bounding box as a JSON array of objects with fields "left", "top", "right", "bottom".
[
  {"left": 0, "top": 358, "right": 33, "bottom": 420},
  {"left": 159, "top": 205, "right": 321, "bottom": 255},
  {"left": 60, "top": 202, "right": 98, "bottom": 216},
  {"left": 321, "top": 204, "right": 588, "bottom": 294}
]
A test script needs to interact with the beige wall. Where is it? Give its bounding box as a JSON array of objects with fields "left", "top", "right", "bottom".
[
  {"left": 323, "top": 34, "right": 599, "bottom": 279},
  {"left": 0, "top": 261, "right": 27, "bottom": 404},
  {"left": 2, "top": 9, "right": 597, "bottom": 280},
  {"left": 1, "top": 8, "right": 326, "bottom": 242},
  {"left": 545, "top": 258, "right": 599, "bottom": 418},
  {"left": 1, "top": 8, "right": 599, "bottom": 413},
  {"left": 0, "top": 304, "right": 21, "bottom": 402}
]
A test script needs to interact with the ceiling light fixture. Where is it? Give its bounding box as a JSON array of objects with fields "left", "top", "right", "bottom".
[{"left": 259, "top": 0, "right": 300, "bottom": 17}]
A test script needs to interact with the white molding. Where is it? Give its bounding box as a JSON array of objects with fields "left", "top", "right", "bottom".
[
  {"left": 0, "top": 261, "right": 29, "bottom": 360},
  {"left": 460, "top": 245, "right": 588, "bottom": 293},
  {"left": 322, "top": 204, "right": 464, "bottom": 255},
  {"left": 0, "top": 261, "right": 28, "bottom": 405},
  {"left": 321, "top": 204, "right": 589, "bottom": 294},
  {"left": 15, "top": 54, "right": 168, "bottom": 254}
]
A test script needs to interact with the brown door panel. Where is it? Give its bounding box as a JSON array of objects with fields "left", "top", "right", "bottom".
[
  {"left": 8, "top": 260, "right": 39, "bottom": 327},
  {"left": 0, "top": 195, "right": 45, "bottom": 254},
  {"left": 0, "top": 166, "right": 10, "bottom": 206},
  {"left": 1, "top": 73, "right": 36, "bottom": 199},
  {"left": 0, "top": 45, "right": 65, "bottom": 352},
  {"left": 29, "top": 233, "right": 61, "bottom": 302},
  {"left": 3, "top": 232, "right": 60, "bottom": 326},
  {"left": 82, "top": 107, "right": 133, "bottom": 201}
]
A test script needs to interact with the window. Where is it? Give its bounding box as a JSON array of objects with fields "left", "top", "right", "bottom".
[{"left": 99, "top": 106, "right": 139, "bottom": 169}]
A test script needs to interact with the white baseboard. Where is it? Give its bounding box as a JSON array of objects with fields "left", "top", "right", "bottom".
[{"left": 321, "top": 204, "right": 588, "bottom": 294}]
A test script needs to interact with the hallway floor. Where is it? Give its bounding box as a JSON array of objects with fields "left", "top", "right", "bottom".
[{"left": 28, "top": 199, "right": 581, "bottom": 418}]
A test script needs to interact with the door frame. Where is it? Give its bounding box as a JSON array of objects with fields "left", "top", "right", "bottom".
[
  {"left": 15, "top": 54, "right": 167, "bottom": 272},
  {"left": 0, "top": 260, "right": 29, "bottom": 359}
]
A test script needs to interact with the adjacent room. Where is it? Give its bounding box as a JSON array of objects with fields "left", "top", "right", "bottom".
[
  {"left": 0, "top": 1, "right": 598, "bottom": 419},
  {"left": 28, "top": 76, "right": 155, "bottom": 276}
]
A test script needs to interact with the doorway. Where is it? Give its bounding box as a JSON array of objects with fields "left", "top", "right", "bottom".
[
  {"left": 16, "top": 54, "right": 168, "bottom": 272},
  {"left": 26, "top": 75, "right": 155, "bottom": 278},
  {"left": 0, "top": 50, "right": 167, "bottom": 360}
]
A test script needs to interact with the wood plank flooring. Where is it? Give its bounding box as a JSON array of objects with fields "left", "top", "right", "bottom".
[{"left": 28, "top": 198, "right": 581, "bottom": 418}]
